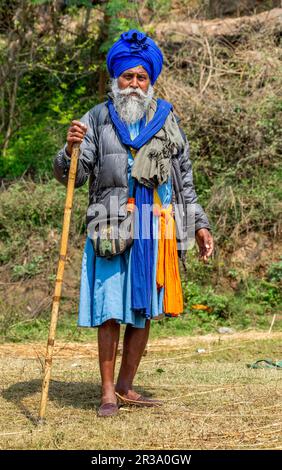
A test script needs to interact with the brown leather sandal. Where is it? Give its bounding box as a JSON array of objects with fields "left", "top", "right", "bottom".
[
  {"left": 97, "top": 402, "right": 119, "bottom": 417},
  {"left": 115, "top": 391, "right": 163, "bottom": 408}
]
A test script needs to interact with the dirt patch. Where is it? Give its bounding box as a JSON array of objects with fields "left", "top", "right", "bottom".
[
  {"left": 230, "top": 232, "right": 282, "bottom": 276},
  {"left": 1, "top": 330, "right": 281, "bottom": 359}
]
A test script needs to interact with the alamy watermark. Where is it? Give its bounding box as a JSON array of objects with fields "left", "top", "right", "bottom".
[{"left": 86, "top": 195, "right": 196, "bottom": 251}]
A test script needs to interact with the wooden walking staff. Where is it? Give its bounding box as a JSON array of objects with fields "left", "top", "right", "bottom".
[{"left": 39, "top": 142, "right": 80, "bottom": 422}]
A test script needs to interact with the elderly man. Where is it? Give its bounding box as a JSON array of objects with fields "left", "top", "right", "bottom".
[{"left": 53, "top": 30, "right": 214, "bottom": 418}]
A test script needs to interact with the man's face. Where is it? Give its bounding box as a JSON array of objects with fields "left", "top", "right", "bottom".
[
  {"left": 117, "top": 66, "right": 150, "bottom": 94},
  {"left": 111, "top": 65, "right": 153, "bottom": 124}
]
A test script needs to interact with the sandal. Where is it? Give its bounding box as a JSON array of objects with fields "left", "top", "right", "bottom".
[
  {"left": 115, "top": 391, "right": 163, "bottom": 407},
  {"left": 97, "top": 402, "right": 119, "bottom": 417},
  {"left": 247, "top": 358, "right": 282, "bottom": 369}
]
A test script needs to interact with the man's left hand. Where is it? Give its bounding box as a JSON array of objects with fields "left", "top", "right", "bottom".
[{"left": 195, "top": 228, "right": 214, "bottom": 263}]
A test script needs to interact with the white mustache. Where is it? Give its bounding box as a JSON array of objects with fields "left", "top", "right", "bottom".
[{"left": 117, "top": 87, "right": 148, "bottom": 99}]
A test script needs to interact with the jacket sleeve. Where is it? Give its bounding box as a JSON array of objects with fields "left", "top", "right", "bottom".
[
  {"left": 53, "top": 110, "right": 98, "bottom": 188},
  {"left": 178, "top": 127, "right": 211, "bottom": 233}
]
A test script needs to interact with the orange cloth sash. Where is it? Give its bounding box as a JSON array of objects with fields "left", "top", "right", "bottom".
[{"left": 156, "top": 203, "right": 183, "bottom": 316}]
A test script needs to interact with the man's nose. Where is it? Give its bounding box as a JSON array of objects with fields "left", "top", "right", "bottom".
[{"left": 131, "top": 75, "right": 139, "bottom": 88}]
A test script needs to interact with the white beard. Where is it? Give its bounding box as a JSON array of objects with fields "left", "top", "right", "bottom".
[{"left": 111, "top": 78, "right": 154, "bottom": 124}]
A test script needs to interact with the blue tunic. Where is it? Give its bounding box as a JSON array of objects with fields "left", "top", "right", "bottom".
[{"left": 78, "top": 120, "right": 172, "bottom": 328}]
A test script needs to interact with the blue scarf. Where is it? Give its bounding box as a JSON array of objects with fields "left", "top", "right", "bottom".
[
  {"left": 109, "top": 100, "right": 172, "bottom": 318},
  {"left": 131, "top": 182, "right": 154, "bottom": 318},
  {"left": 125, "top": 119, "right": 154, "bottom": 317},
  {"left": 107, "top": 98, "right": 172, "bottom": 149}
]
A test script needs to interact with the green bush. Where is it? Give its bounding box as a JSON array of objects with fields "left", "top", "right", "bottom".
[
  {"left": 267, "top": 259, "right": 282, "bottom": 283},
  {"left": 12, "top": 255, "right": 44, "bottom": 280},
  {"left": 0, "top": 179, "right": 88, "bottom": 263}
]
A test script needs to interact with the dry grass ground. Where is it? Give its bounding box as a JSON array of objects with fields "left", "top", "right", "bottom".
[{"left": 0, "top": 331, "right": 281, "bottom": 450}]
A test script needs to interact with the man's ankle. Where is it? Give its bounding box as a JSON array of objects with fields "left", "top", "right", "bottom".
[
  {"left": 115, "top": 383, "right": 130, "bottom": 395},
  {"left": 101, "top": 382, "right": 115, "bottom": 394}
]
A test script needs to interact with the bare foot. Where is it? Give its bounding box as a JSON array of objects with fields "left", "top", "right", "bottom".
[
  {"left": 115, "top": 388, "right": 141, "bottom": 400},
  {"left": 101, "top": 386, "right": 117, "bottom": 405}
]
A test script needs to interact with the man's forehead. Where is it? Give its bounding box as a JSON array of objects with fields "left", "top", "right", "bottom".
[{"left": 120, "top": 66, "right": 148, "bottom": 75}]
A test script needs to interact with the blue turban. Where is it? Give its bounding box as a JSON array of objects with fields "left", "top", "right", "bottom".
[{"left": 106, "top": 29, "right": 163, "bottom": 85}]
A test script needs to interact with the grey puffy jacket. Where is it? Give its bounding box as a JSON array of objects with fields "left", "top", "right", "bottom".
[{"left": 53, "top": 102, "right": 211, "bottom": 240}]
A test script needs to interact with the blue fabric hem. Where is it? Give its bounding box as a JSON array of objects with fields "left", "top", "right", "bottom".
[{"left": 77, "top": 317, "right": 147, "bottom": 329}]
